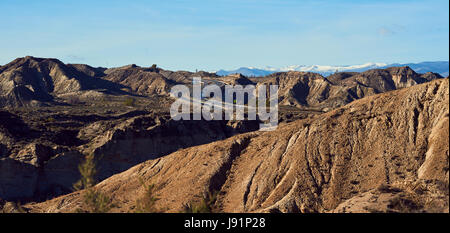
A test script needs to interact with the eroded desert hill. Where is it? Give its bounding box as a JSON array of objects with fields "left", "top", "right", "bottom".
[
  {"left": 24, "top": 78, "right": 449, "bottom": 213},
  {"left": 0, "top": 56, "right": 443, "bottom": 110},
  {"left": 0, "top": 110, "right": 260, "bottom": 202},
  {"left": 0, "top": 56, "right": 218, "bottom": 108},
  {"left": 255, "top": 67, "right": 443, "bottom": 110},
  {"left": 0, "top": 57, "right": 129, "bottom": 107},
  {"left": 0, "top": 56, "right": 448, "bottom": 213}
]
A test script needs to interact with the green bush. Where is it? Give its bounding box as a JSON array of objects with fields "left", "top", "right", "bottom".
[
  {"left": 78, "top": 188, "right": 112, "bottom": 213},
  {"left": 73, "top": 154, "right": 96, "bottom": 191},
  {"left": 73, "top": 154, "right": 113, "bottom": 213},
  {"left": 183, "top": 191, "right": 218, "bottom": 213},
  {"left": 135, "top": 179, "right": 160, "bottom": 213}
]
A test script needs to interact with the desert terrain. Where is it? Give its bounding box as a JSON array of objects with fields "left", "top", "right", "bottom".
[{"left": 0, "top": 56, "right": 448, "bottom": 213}]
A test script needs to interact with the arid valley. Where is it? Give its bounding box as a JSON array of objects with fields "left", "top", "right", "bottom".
[{"left": 0, "top": 56, "right": 448, "bottom": 213}]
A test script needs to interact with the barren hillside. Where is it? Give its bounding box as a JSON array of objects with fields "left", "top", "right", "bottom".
[{"left": 24, "top": 78, "right": 449, "bottom": 213}]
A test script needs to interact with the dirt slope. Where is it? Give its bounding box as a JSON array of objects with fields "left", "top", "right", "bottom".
[{"left": 25, "top": 78, "right": 449, "bottom": 213}]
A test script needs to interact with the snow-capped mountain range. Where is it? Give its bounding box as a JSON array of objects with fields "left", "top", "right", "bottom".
[{"left": 216, "top": 61, "right": 449, "bottom": 77}]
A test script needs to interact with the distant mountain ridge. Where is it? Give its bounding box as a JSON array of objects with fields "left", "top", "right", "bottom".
[
  {"left": 216, "top": 61, "right": 449, "bottom": 77},
  {"left": 386, "top": 61, "right": 449, "bottom": 77},
  {"left": 0, "top": 56, "right": 444, "bottom": 110}
]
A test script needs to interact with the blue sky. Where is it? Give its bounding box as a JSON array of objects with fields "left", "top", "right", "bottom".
[{"left": 0, "top": 0, "right": 448, "bottom": 71}]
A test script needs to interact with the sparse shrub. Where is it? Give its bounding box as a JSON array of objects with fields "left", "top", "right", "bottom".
[
  {"left": 79, "top": 188, "right": 113, "bottom": 213},
  {"left": 183, "top": 191, "right": 218, "bottom": 213},
  {"left": 73, "top": 154, "right": 97, "bottom": 191},
  {"left": 135, "top": 179, "right": 160, "bottom": 213},
  {"left": 124, "top": 97, "right": 136, "bottom": 107},
  {"left": 73, "top": 154, "right": 113, "bottom": 213}
]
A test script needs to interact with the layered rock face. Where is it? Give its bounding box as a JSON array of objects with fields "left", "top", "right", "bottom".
[
  {"left": 1, "top": 56, "right": 442, "bottom": 110},
  {"left": 0, "top": 57, "right": 76, "bottom": 107},
  {"left": 259, "top": 67, "right": 443, "bottom": 110},
  {"left": 102, "top": 65, "right": 177, "bottom": 96},
  {"left": 0, "top": 57, "right": 127, "bottom": 107},
  {"left": 0, "top": 110, "right": 259, "bottom": 201},
  {"left": 0, "top": 56, "right": 225, "bottom": 108},
  {"left": 0, "top": 57, "right": 447, "bottom": 213},
  {"left": 25, "top": 78, "right": 448, "bottom": 213},
  {"left": 0, "top": 57, "right": 206, "bottom": 107},
  {"left": 0, "top": 57, "right": 262, "bottom": 202}
]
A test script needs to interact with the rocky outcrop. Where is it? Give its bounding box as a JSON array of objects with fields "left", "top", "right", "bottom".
[
  {"left": 263, "top": 67, "right": 443, "bottom": 110},
  {"left": 260, "top": 71, "right": 333, "bottom": 108},
  {"left": 220, "top": 73, "right": 256, "bottom": 86},
  {"left": 79, "top": 114, "right": 260, "bottom": 181},
  {"left": 0, "top": 110, "right": 260, "bottom": 202},
  {"left": 13, "top": 143, "right": 54, "bottom": 167},
  {"left": 25, "top": 78, "right": 449, "bottom": 213},
  {"left": 331, "top": 180, "right": 448, "bottom": 213},
  {"left": 102, "top": 65, "right": 177, "bottom": 96},
  {"left": 1, "top": 57, "right": 442, "bottom": 110},
  {"left": 417, "top": 114, "right": 449, "bottom": 182},
  {"left": 0, "top": 56, "right": 127, "bottom": 107},
  {"left": 67, "top": 64, "right": 106, "bottom": 78},
  {"left": 159, "top": 70, "right": 219, "bottom": 84}
]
